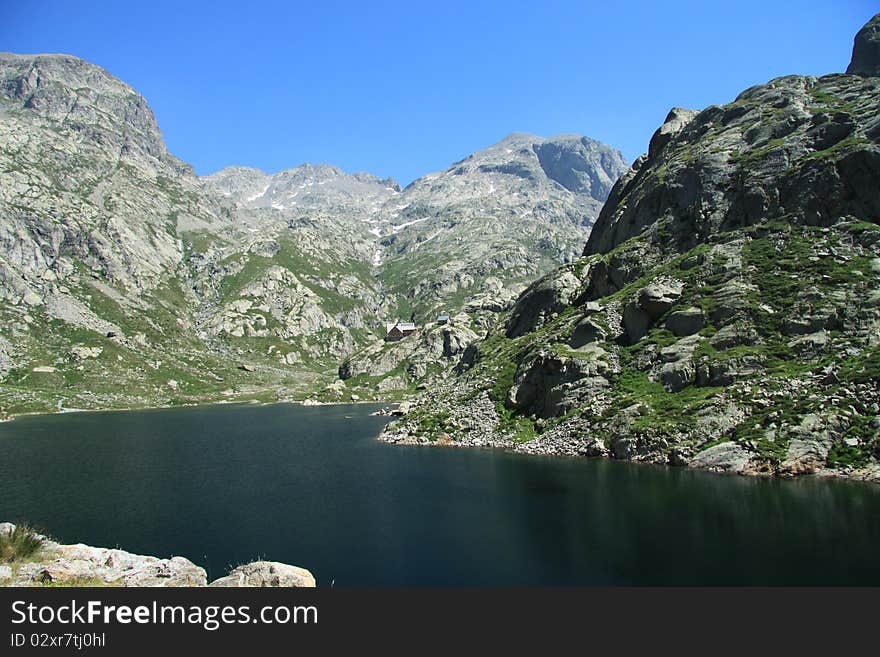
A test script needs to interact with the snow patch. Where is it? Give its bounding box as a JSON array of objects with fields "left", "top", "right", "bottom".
[
  {"left": 245, "top": 183, "right": 270, "bottom": 203},
  {"left": 392, "top": 218, "right": 429, "bottom": 233}
]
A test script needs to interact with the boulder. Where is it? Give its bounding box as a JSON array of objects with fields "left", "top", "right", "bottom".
[
  {"left": 622, "top": 281, "right": 684, "bottom": 343},
  {"left": 568, "top": 317, "right": 606, "bottom": 348},
  {"left": 665, "top": 307, "right": 705, "bottom": 336},
  {"left": 778, "top": 413, "right": 836, "bottom": 476},
  {"left": 209, "top": 561, "right": 316, "bottom": 587},
  {"left": 689, "top": 442, "right": 751, "bottom": 473},
  {"left": 710, "top": 323, "right": 758, "bottom": 350},
  {"left": 507, "top": 352, "right": 610, "bottom": 418},
  {"left": 656, "top": 334, "right": 702, "bottom": 391},
  {"left": 22, "top": 291, "right": 42, "bottom": 306},
  {"left": 70, "top": 345, "right": 102, "bottom": 360}
]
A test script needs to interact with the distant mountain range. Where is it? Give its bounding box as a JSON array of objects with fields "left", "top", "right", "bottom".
[{"left": 0, "top": 51, "right": 626, "bottom": 415}]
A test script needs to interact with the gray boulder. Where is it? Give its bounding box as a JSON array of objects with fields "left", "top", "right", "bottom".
[
  {"left": 689, "top": 442, "right": 752, "bottom": 473},
  {"left": 666, "top": 306, "right": 705, "bottom": 336},
  {"left": 209, "top": 561, "right": 316, "bottom": 588},
  {"left": 622, "top": 281, "right": 684, "bottom": 343},
  {"left": 569, "top": 317, "right": 606, "bottom": 348}
]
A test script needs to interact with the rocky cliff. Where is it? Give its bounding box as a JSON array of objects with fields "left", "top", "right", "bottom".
[
  {"left": 0, "top": 52, "right": 626, "bottom": 415},
  {"left": 382, "top": 14, "right": 880, "bottom": 483}
]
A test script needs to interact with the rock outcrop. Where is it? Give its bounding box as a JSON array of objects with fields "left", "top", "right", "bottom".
[
  {"left": 847, "top": 13, "right": 880, "bottom": 76},
  {"left": 0, "top": 523, "right": 315, "bottom": 587},
  {"left": 209, "top": 561, "right": 316, "bottom": 588}
]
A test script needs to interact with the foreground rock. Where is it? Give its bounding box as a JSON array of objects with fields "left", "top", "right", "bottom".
[
  {"left": 209, "top": 561, "right": 316, "bottom": 588},
  {"left": 0, "top": 523, "right": 315, "bottom": 587}
]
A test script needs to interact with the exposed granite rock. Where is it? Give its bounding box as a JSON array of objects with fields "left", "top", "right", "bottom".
[
  {"left": 0, "top": 50, "right": 627, "bottom": 415},
  {"left": 689, "top": 442, "right": 752, "bottom": 473},
  {"left": 847, "top": 13, "right": 880, "bottom": 76},
  {"left": 209, "top": 561, "right": 316, "bottom": 588},
  {"left": 506, "top": 267, "right": 583, "bottom": 338},
  {"left": 0, "top": 523, "right": 314, "bottom": 588},
  {"left": 666, "top": 307, "right": 705, "bottom": 336},
  {"left": 622, "top": 281, "right": 683, "bottom": 343},
  {"left": 585, "top": 60, "right": 880, "bottom": 257}
]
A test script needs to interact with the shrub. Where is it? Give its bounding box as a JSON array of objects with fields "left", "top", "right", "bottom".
[{"left": 0, "top": 524, "right": 46, "bottom": 563}]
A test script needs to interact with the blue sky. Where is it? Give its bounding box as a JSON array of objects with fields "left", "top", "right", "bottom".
[{"left": 2, "top": 1, "right": 874, "bottom": 184}]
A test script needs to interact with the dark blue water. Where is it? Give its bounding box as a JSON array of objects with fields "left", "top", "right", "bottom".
[{"left": 1, "top": 402, "right": 879, "bottom": 585}]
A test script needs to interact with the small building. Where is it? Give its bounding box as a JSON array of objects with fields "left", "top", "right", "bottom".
[
  {"left": 385, "top": 321, "right": 417, "bottom": 342},
  {"left": 436, "top": 313, "right": 450, "bottom": 325}
]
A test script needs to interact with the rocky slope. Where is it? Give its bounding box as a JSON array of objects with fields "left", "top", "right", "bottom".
[
  {"left": 0, "top": 52, "right": 627, "bottom": 415},
  {"left": 0, "top": 522, "right": 315, "bottom": 587},
  {"left": 381, "top": 15, "right": 880, "bottom": 483},
  {"left": 0, "top": 53, "right": 263, "bottom": 416}
]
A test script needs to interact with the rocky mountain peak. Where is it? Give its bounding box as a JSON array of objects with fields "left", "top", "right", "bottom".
[
  {"left": 847, "top": 13, "right": 880, "bottom": 76},
  {"left": 0, "top": 53, "right": 167, "bottom": 163},
  {"left": 532, "top": 134, "right": 627, "bottom": 201},
  {"left": 647, "top": 107, "right": 699, "bottom": 160}
]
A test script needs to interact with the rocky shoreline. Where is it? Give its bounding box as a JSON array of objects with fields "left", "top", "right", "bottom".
[
  {"left": 379, "top": 391, "right": 880, "bottom": 485},
  {"left": 0, "top": 523, "right": 315, "bottom": 587}
]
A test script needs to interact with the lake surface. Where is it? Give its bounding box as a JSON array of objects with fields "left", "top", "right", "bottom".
[{"left": 1, "top": 402, "right": 879, "bottom": 586}]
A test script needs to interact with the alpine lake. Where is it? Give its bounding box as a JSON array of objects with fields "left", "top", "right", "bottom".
[{"left": 2, "top": 402, "right": 879, "bottom": 586}]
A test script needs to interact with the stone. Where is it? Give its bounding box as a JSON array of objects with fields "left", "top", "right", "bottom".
[
  {"left": 647, "top": 107, "right": 699, "bottom": 160},
  {"left": 847, "top": 13, "right": 880, "bottom": 76},
  {"left": 392, "top": 401, "right": 412, "bottom": 416},
  {"left": 209, "top": 561, "right": 316, "bottom": 588},
  {"left": 22, "top": 291, "right": 43, "bottom": 306},
  {"left": 506, "top": 269, "right": 582, "bottom": 338},
  {"left": 568, "top": 317, "right": 606, "bottom": 348},
  {"left": 710, "top": 323, "right": 757, "bottom": 350},
  {"left": 623, "top": 281, "right": 684, "bottom": 343},
  {"left": 666, "top": 307, "right": 705, "bottom": 336},
  {"left": 10, "top": 541, "right": 208, "bottom": 587},
  {"left": 32, "top": 366, "right": 56, "bottom": 373},
  {"left": 70, "top": 345, "right": 102, "bottom": 360},
  {"left": 689, "top": 442, "right": 751, "bottom": 473}
]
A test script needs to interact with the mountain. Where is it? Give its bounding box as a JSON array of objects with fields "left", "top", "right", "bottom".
[
  {"left": 382, "top": 14, "right": 880, "bottom": 482},
  {"left": 0, "top": 52, "right": 626, "bottom": 415},
  {"left": 376, "top": 133, "right": 626, "bottom": 318},
  {"left": 0, "top": 53, "right": 256, "bottom": 416}
]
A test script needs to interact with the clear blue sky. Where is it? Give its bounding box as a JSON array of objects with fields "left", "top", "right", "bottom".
[{"left": 2, "top": 0, "right": 875, "bottom": 184}]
